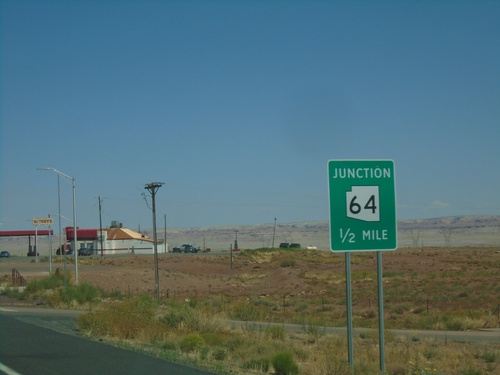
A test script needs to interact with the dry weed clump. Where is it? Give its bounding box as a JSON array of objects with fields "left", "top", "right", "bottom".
[
  {"left": 76, "top": 294, "right": 500, "bottom": 375},
  {"left": 77, "top": 295, "right": 168, "bottom": 341}
]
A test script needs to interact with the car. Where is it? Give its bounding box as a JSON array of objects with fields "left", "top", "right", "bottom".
[
  {"left": 78, "top": 248, "right": 93, "bottom": 256},
  {"left": 279, "top": 242, "right": 290, "bottom": 249},
  {"left": 172, "top": 247, "right": 182, "bottom": 253},
  {"left": 181, "top": 244, "right": 199, "bottom": 253},
  {"left": 290, "top": 243, "right": 301, "bottom": 249},
  {"left": 0, "top": 251, "right": 11, "bottom": 258}
]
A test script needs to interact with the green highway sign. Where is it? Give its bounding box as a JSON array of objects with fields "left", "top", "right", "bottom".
[{"left": 328, "top": 160, "right": 397, "bottom": 251}]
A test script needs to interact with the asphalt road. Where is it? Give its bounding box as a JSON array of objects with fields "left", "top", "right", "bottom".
[
  {"left": 1, "top": 305, "right": 498, "bottom": 375},
  {"left": 0, "top": 307, "right": 214, "bottom": 375}
]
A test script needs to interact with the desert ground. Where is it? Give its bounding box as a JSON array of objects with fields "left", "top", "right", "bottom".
[
  {"left": 1, "top": 246, "right": 499, "bottom": 327},
  {"left": 1, "top": 215, "right": 499, "bottom": 329}
]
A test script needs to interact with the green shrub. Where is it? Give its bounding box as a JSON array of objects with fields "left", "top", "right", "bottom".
[
  {"left": 253, "top": 298, "right": 278, "bottom": 310},
  {"left": 187, "top": 308, "right": 227, "bottom": 334},
  {"left": 162, "top": 305, "right": 227, "bottom": 334},
  {"left": 161, "top": 307, "right": 188, "bottom": 329},
  {"left": 242, "top": 357, "right": 270, "bottom": 372},
  {"left": 226, "top": 336, "right": 245, "bottom": 352},
  {"left": 280, "top": 258, "right": 296, "bottom": 268},
  {"left": 443, "top": 317, "right": 463, "bottom": 331},
  {"left": 200, "top": 346, "right": 209, "bottom": 360},
  {"left": 412, "top": 306, "right": 426, "bottom": 314},
  {"left": 229, "top": 301, "right": 265, "bottom": 321},
  {"left": 22, "top": 273, "right": 112, "bottom": 308},
  {"left": 162, "top": 340, "right": 178, "bottom": 351},
  {"left": 103, "top": 289, "right": 124, "bottom": 300},
  {"left": 179, "top": 333, "right": 205, "bottom": 352},
  {"left": 25, "top": 273, "right": 65, "bottom": 294},
  {"left": 77, "top": 294, "right": 162, "bottom": 340},
  {"left": 466, "top": 309, "right": 482, "bottom": 320},
  {"left": 478, "top": 350, "right": 496, "bottom": 363},
  {"left": 361, "top": 309, "right": 376, "bottom": 319},
  {"left": 201, "top": 332, "right": 225, "bottom": 346},
  {"left": 73, "top": 283, "right": 100, "bottom": 305},
  {"left": 295, "top": 303, "right": 309, "bottom": 313},
  {"left": 272, "top": 351, "right": 299, "bottom": 375},
  {"left": 299, "top": 319, "right": 325, "bottom": 339},
  {"left": 125, "top": 294, "right": 157, "bottom": 319},
  {"left": 392, "top": 304, "right": 409, "bottom": 315},
  {"left": 266, "top": 325, "right": 285, "bottom": 340},
  {"left": 0, "top": 287, "right": 24, "bottom": 300},
  {"left": 45, "top": 288, "right": 69, "bottom": 307},
  {"left": 213, "top": 348, "right": 228, "bottom": 361},
  {"left": 424, "top": 347, "right": 437, "bottom": 360}
]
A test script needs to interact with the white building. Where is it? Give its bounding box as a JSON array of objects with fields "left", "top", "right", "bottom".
[{"left": 66, "top": 227, "right": 168, "bottom": 255}]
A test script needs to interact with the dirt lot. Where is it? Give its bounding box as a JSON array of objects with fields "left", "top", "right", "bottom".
[{"left": 2, "top": 247, "right": 499, "bottom": 314}]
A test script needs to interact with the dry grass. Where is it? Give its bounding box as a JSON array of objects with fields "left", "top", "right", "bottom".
[
  {"left": 4, "top": 246, "right": 500, "bottom": 374},
  {"left": 77, "top": 295, "right": 500, "bottom": 375}
]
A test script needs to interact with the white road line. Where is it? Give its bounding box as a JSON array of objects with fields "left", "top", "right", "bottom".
[
  {"left": 0, "top": 363, "right": 23, "bottom": 375},
  {"left": 0, "top": 308, "right": 17, "bottom": 312}
]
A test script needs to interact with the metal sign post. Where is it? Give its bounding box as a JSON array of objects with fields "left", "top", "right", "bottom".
[
  {"left": 377, "top": 251, "right": 385, "bottom": 372},
  {"left": 328, "top": 160, "right": 396, "bottom": 372},
  {"left": 33, "top": 217, "right": 54, "bottom": 265},
  {"left": 345, "top": 252, "right": 354, "bottom": 367}
]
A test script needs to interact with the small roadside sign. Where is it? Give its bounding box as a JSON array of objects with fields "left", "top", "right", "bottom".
[
  {"left": 328, "top": 160, "right": 397, "bottom": 251},
  {"left": 33, "top": 217, "right": 53, "bottom": 226}
]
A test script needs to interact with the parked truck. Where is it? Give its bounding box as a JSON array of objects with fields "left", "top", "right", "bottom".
[{"left": 181, "top": 244, "right": 199, "bottom": 253}]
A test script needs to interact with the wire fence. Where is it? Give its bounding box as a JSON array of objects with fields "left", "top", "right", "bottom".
[{"left": 11, "top": 268, "right": 27, "bottom": 286}]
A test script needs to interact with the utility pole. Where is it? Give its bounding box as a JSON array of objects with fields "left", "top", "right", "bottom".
[
  {"left": 144, "top": 182, "right": 164, "bottom": 303},
  {"left": 272, "top": 218, "right": 277, "bottom": 249},
  {"left": 98, "top": 197, "right": 104, "bottom": 258},
  {"left": 230, "top": 244, "right": 233, "bottom": 270}
]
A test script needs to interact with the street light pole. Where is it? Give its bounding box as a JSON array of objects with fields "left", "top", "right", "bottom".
[
  {"left": 272, "top": 218, "right": 277, "bottom": 249},
  {"left": 57, "top": 174, "right": 68, "bottom": 288},
  {"left": 71, "top": 174, "right": 78, "bottom": 283},
  {"left": 144, "top": 182, "right": 164, "bottom": 303},
  {"left": 48, "top": 214, "right": 52, "bottom": 273},
  {"left": 37, "top": 168, "right": 78, "bottom": 284}
]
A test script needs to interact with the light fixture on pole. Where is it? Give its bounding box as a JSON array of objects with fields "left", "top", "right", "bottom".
[
  {"left": 37, "top": 168, "right": 79, "bottom": 284},
  {"left": 144, "top": 182, "right": 164, "bottom": 303}
]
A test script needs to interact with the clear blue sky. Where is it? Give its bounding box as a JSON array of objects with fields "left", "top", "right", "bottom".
[{"left": 1, "top": 0, "right": 499, "bottom": 231}]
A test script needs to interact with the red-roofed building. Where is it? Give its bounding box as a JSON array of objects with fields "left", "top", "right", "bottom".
[
  {"left": 0, "top": 227, "right": 167, "bottom": 257},
  {"left": 65, "top": 227, "right": 167, "bottom": 255}
]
